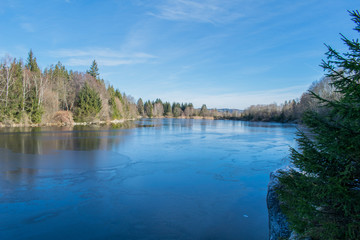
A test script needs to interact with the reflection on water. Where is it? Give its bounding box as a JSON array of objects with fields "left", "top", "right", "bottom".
[
  {"left": 0, "top": 121, "right": 137, "bottom": 154},
  {"left": 0, "top": 119, "right": 296, "bottom": 240}
]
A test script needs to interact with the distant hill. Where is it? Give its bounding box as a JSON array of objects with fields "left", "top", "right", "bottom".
[{"left": 214, "top": 108, "right": 243, "bottom": 113}]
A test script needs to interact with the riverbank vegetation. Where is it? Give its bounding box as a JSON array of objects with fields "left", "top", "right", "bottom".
[
  {"left": 238, "top": 76, "right": 340, "bottom": 123},
  {"left": 0, "top": 53, "right": 241, "bottom": 126},
  {"left": 1, "top": 49, "right": 340, "bottom": 126},
  {"left": 277, "top": 10, "right": 360, "bottom": 239}
]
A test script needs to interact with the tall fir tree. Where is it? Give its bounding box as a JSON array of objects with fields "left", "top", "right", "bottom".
[
  {"left": 25, "top": 49, "right": 43, "bottom": 123},
  {"left": 74, "top": 82, "right": 102, "bottom": 122},
  {"left": 26, "top": 49, "right": 40, "bottom": 72},
  {"left": 200, "top": 104, "right": 208, "bottom": 117},
  {"left": 163, "top": 102, "right": 172, "bottom": 116},
  {"left": 137, "top": 98, "right": 144, "bottom": 116},
  {"left": 278, "top": 10, "right": 360, "bottom": 240},
  {"left": 144, "top": 100, "right": 153, "bottom": 118},
  {"left": 87, "top": 60, "right": 99, "bottom": 79}
]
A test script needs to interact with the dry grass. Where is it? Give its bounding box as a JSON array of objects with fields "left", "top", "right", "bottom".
[{"left": 52, "top": 111, "right": 74, "bottom": 125}]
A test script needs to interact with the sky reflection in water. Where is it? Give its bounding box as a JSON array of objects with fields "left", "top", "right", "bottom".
[{"left": 0, "top": 119, "right": 296, "bottom": 240}]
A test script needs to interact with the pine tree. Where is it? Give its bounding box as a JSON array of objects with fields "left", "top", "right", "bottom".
[
  {"left": 26, "top": 49, "right": 40, "bottom": 72},
  {"left": 172, "top": 102, "right": 182, "bottom": 117},
  {"left": 137, "top": 98, "right": 144, "bottom": 116},
  {"left": 200, "top": 104, "right": 208, "bottom": 117},
  {"left": 74, "top": 83, "right": 102, "bottom": 122},
  {"left": 87, "top": 60, "right": 99, "bottom": 79},
  {"left": 107, "top": 86, "right": 121, "bottom": 119},
  {"left": 163, "top": 102, "right": 172, "bottom": 116},
  {"left": 278, "top": 10, "right": 360, "bottom": 239},
  {"left": 144, "top": 100, "right": 153, "bottom": 118},
  {"left": 25, "top": 50, "right": 43, "bottom": 123}
]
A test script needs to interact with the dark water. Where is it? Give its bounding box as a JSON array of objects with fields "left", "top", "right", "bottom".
[{"left": 0, "top": 119, "right": 296, "bottom": 240}]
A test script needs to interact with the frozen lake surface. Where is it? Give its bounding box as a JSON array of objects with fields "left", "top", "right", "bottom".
[{"left": 0, "top": 119, "right": 296, "bottom": 240}]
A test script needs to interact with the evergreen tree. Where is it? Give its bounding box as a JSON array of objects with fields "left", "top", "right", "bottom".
[
  {"left": 107, "top": 86, "right": 121, "bottom": 119},
  {"left": 144, "top": 100, "right": 153, "bottom": 118},
  {"left": 26, "top": 49, "right": 40, "bottom": 72},
  {"left": 74, "top": 82, "right": 102, "bottom": 122},
  {"left": 172, "top": 106, "right": 182, "bottom": 117},
  {"left": 154, "top": 98, "right": 163, "bottom": 104},
  {"left": 25, "top": 50, "right": 43, "bottom": 122},
  {"left": 278, "top": 11, "right": 360, "bottom": 239},
  {"left": 9, "top": 61, "right": 24, "bottom": 121},
  {"left": 0, "top": 58, "right": 23, "bottom": 122},
  {"left": 137, "top": 98, "right": 144, "bottom": 116},
  {"left": 87, "top": 60, "right": 99, "bottom": 79},
  {"left": 115, "top": 89, "right": 123, "bottom": 103},
  {"left": 163, "top": 102, "right": 172, "bottom": 116},
  {"left": 26, "top": 91, "right": 43, "bottom": 123},
  {"left": 172, "top": 102, "right": 182, "bottom": 117},
  {"left": 200, "top": 104, "right": 208, "bottom": 117}
]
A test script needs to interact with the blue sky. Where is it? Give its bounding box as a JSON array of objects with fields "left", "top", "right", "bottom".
[{"left": 0, "top": 0, "right": 358, "bottom": 109}]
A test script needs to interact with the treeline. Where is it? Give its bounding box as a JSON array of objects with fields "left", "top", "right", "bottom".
[
  {"left": 0, "top": 51, "right": 139, "bottom": 125},
  {"left": 238, "top": 76, "right": 340, "bottom": 123},
  {"left": 137, "top": 99, "right": 241, "bottom": 119},
  {"left": 2, "top": 50, "right": 336, "bottom": 126},
  {"left": 0, "top": 51, "right": 237, "bottom": 126}
]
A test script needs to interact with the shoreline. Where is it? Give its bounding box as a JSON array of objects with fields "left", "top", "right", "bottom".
[
  {"left": 0, "top": 118, "right": 134, "bottom": 128},
  {"left": 0, "top": 116, "right": 297, "bottom": 128},
  {"left": 0, "top": 116, "right": 215, "bottom": 128}
]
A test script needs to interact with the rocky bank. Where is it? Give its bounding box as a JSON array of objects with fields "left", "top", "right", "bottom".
[
  {"left": 267, "top": 169, "right": 311, "bottom": 240},
  {"left": 267, "top": 169, "right": 292, "bottom": 240}
]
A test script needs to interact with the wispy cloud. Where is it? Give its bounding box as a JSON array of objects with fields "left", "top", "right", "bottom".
[
  {"left": 149, "top": 0, "right": 243, "bottom": 24},
  {"left": 20, "top": 22, "right": 35, "bottom": 32},
  {"left": 49, "top": 48, "right": 157, "bottom": 66},
  {"left": 0, "top": 45, "right": 29, "bottom": 60}
]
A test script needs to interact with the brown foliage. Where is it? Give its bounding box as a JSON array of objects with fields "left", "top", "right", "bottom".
[{"left": 52, "top": 111, "right": 74, "bottom": 125}]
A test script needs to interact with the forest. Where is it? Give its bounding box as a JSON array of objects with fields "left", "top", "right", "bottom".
[
  {"left": 0, "top": 51, "right": 243, "bottom": 126},
  {"left": 0, "top": 50, "right": 340, "bottom": 126},
  {"left": 238, "top": 76, "right": 341, "bottom": 122}
]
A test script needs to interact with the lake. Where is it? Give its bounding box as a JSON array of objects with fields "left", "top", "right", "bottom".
[{"left": 0, "top": 119, "right": 296, "bottom": 240}]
